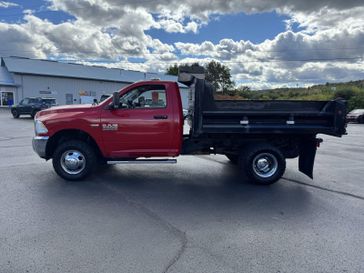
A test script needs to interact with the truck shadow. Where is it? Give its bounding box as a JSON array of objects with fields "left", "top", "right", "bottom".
[
  {"left": 39, "top": 156, "right": 313, "bottom": 226},
  {"left": 82, "top": 157, "right": 313, "bottom": 224}
]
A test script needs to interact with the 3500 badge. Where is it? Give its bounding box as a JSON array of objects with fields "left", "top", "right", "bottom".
[{"left": 102, "top": 124, "right": 118, "bottom": 131}]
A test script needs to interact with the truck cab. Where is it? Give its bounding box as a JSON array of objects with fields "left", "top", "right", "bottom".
[
  {"left": 32, "top": 81, "right": 183, "bottom": 178},
  {"left": 99, "top": 81, "right": 183, "bottom": 158}
]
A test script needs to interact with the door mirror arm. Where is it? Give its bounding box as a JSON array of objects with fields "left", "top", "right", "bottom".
[{"left": 112, "top": 92, "right": 120, "bottom": 109}]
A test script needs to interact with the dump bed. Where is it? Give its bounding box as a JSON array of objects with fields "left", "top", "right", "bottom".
[{"left": 187, "top": 78, "right": 347, "bottom": 137}]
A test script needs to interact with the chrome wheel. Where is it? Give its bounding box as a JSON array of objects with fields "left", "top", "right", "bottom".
[
  {"left": 252, "top": 152, "right": 278, "bottom": 178},
  {"left": 60, "top": 150, "right": 86, "bottom": 175}
]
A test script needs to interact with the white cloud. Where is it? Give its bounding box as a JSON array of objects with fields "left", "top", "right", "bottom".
[
  {"left": 0, "top": 1, "right": 18, "bottom": 8},
  {"left": 0, "top": 0, "right": 363, "bottom": 88},
  {"left": 49, "top": 0, "right": 364, "bottom": 19}
]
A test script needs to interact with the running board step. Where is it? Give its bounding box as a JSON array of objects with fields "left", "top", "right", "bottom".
[{"left": 107, "top": 159, "right": 177, "bottom": 165}]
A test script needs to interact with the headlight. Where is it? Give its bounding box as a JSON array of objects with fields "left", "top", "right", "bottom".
[{"left": 35, "top": 120, "right": 48, "bottom": 135}]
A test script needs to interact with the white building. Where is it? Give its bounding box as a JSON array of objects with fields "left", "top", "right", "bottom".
[{"left": 0, "top": 56, "right": 188, "bottom": 108}]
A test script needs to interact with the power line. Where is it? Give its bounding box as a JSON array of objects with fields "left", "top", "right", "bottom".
[
  {"left": 0, "top": 48, "right": 361, "bottom": 54},
  {"left": 2, "top": 56, "right": 360, "bottom": 65},
  {"left": 0, "top": 47, "right": 363, "bottom": 62},
  {"left": 1, "top": 40, "right": 364, "bottom": 56},
  {"left": 257, "top": 47, "right": 364, "bottom": 53}
]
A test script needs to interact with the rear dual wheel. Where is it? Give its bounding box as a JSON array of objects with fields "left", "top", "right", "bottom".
[{"left": 239, "top": 144, "right": 286, "bottom": 185}]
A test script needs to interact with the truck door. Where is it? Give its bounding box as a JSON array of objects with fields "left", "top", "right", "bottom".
[{"left": 100, "top": 83, "right": 176, "bottom": 158}]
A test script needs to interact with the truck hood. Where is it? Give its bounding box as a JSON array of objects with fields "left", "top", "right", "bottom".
[{"left": 36, "top": 104, "right": 96, "bottom": 118}]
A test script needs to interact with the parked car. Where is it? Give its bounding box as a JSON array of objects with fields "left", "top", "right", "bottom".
[
  {"left": 11, "top": 97, "right": 57, "bottom": 118},
  {"left": 32, "top": 77, "right": 347, "bottom": 185},
  {"left": 346, "top": 109, "right": 364, "bottom": 123}
]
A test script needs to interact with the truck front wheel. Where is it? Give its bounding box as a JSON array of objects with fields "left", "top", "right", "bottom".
[
  {"left": 239, "top": 144, "right": 286, "bottom": 185},
  {"left": 52, "top": 140, "right": 96, "bottom": 181}
]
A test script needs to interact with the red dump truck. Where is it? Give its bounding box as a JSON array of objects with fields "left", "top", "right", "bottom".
[{"left": 32, "top": 75, "right": 347, "bottom": 185}]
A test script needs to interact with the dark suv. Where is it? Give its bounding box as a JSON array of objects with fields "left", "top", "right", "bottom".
[{"left": 11, "top": 97, "right": 57, "bottom": 118}]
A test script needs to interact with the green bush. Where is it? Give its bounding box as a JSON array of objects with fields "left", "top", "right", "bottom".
[
  {"left": 334, "top": 89, "right": 356, "bottom": 100},
  {"left": 220, "top": 81, "right": 364, "bottom": 107},
  {"left": 348, "top": 93, "right": 364, "bottom": 111},
  {"left": 225, "top": 89, "right": 239, "bottom": 96}
]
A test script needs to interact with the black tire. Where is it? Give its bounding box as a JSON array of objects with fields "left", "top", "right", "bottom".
[
  {"left": 52, "top": 140, "right": 97, "bottom": 181},
  {"left": 11, "top": 109, "right": 19, "bottom": 118},
  {"left": 225, "top": 154, "right": 238, "bottom": 164},
  {"left": 30, "top": 109, "right": 39, "bottom": 119},
  {"left": 239, "top": 144, "right": 286, "bottom": 185},
  {"left": 358, "top": 115, "right": 364, "bottom": 124}
]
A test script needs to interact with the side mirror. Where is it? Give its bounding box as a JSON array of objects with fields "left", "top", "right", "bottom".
[{"left": 112, "top": 92, "right": 120, "bottom": 109}]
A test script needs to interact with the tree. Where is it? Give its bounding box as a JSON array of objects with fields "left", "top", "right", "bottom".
[
  {"left": 348, "top": 92, "right": 364, "bottom": 111},
  {"left": 334, "top": 89, "right": 356, "bottom": 100},
  {"left": 166, "top": 64, "right": 179, "bottom": 76},
  {"left": 166, "top": 61, "right": 234, "bottom": 94},
  {"left": 237, "top": 86, "right": 252, "bottom": 98},
  {"left": 166, "top": 63, "right": 203, "bottom": 76},
  {"left": 205, "top": 61, "right": 234, "bottom": 93}
]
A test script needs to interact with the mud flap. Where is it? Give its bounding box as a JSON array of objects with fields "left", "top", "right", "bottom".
[{"left": 298, "top": 138, "right": 321, "bottom": 179}]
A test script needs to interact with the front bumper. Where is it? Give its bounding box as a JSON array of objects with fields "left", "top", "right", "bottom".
[{"left": 32, "top": 136, "right": 49, "bottom": 158}]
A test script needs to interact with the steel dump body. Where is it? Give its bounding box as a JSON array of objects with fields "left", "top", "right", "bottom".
[{"left": 189, "top": 78, "right": 346, "bottom": 138}]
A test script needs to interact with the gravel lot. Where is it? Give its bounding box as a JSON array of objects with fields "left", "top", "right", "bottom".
[{"left": 0, "top": 108, "right": 363, "bottom": 273}]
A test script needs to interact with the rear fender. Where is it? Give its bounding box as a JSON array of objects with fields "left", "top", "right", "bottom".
[{"left": 298, "top": 138, "right": 322, "bottom": 179}]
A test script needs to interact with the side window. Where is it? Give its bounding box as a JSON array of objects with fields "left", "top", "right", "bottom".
[
  {"left": 119, "top": 85, "right": 167, "bottom": 109},
  {"left": 22, "top": 98, "right": 29, "bottom": 105}
]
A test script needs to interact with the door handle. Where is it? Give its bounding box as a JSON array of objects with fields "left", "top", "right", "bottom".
[{"left": 153, "top": 115, "right": 168, "bottom": 119}]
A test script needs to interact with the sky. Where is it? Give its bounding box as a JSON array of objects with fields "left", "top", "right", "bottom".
[{"left": 0, "top": 0, "right": 364, "bottom": 89}]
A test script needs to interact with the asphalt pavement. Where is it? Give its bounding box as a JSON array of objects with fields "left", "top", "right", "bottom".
[{"left": 0, "top": 108, "right": 363, "bottom": 273}]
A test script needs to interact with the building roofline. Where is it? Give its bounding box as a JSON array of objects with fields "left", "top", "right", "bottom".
[
  {"left": 11, "top": 71, "right": 134, "bottom": 84},
  {"left": 0, "top": 82, "right": 17, "bottom": 87},
  {"left": 4, "top": 55, "right": 150, "bottom": 74},
  {"left": 0, "top": 56, "right": 180, "bottom": 86}
]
